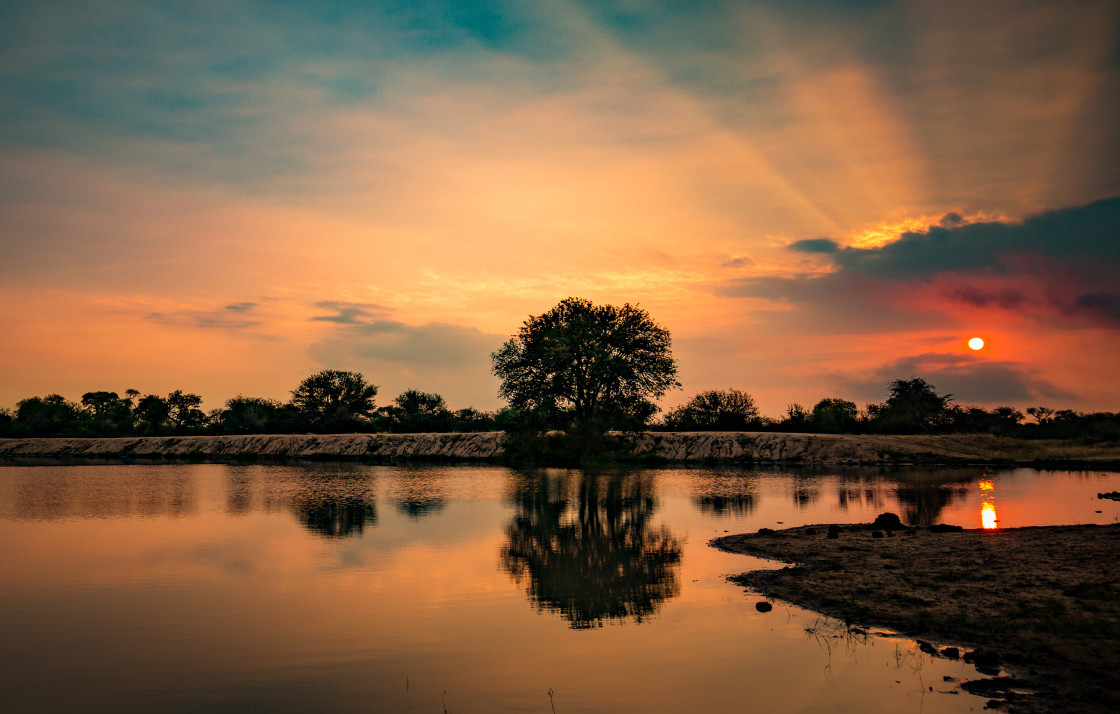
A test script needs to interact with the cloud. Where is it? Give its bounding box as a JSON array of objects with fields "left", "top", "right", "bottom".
[
  {"left": 788, "top": 238, "right": 840, "bottom": 254},
  {"left": 1069, "top": 292, "right": 1120, "bottom": 325},
  {"left": 721, "top": 256, "right": 754, "bottom": 269},
  {"left": 830, "top": 196, "right": 1120, "bottom": 280},
  {"left": 310, "top": 301, "right": 391, "bottom": 325},
  {"left": 147, "top": 304, "right": 262, "bottom": 331},
  {"left": 845, "top": 352, "right": 1074, "bottom": 405},
  {"left": 311, "top": 319, "right": 503, "bottom": 370},
  {"left": 307, "top": 303, "right": 508, "bottom": 407},
  {"left": 718, "top": 196, "right": 1120, "bottom": 330},
  {"left": 944, "top": 286, "right": 1025, "bottom": 311}
]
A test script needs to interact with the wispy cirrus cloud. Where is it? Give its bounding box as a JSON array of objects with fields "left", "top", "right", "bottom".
[
  {"left": 310, "top": 301, "right": 392, "bottom": 325},
  {"left": 146, "top": 302, "right": 265, "bottom": 331}
]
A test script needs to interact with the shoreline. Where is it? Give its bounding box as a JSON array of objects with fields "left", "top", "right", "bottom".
[
  {"left": 713, "top": 521, "right": 1120, "bottom": 713},
  {"left": 1, "top": 432, "right": 1118, "bottom": 467}
]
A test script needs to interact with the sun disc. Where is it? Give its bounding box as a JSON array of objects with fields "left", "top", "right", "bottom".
[{"left": 968, "top": 337, "right": 984, "bottom": 350}]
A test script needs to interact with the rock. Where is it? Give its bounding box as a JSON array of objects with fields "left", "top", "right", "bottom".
[
  {"left": 827, "top": 524, "right": 841, "bottom": 539},
  {"left": 870, "top": 512, "right": 905, "bottom": 531},
  {"left": 755, "top": 601, "right": 773, "bottom": 613},
  {"left": 871, "top": 530, "right": 884, "bottom": 538},
  {"left": 1098, "top": 491, "right": 1120, "bottom": 501},
  {"left": 930, "top": 524, "right": 964, "bottom": 533},
  {"left": 964, "top": 648, "right": 1001, "bottom": 667},
  {"left": 757, "top": 527, "right": 775, "bottom": 535},
  {"left": 917, "top": 640, "right": 938, "bottom": 655},
  {"left": 960, "top": 676, "right": 1026, "bottom": 696},
  {"left": 942, "top": 646, "right": 960, "bottom": 659}
]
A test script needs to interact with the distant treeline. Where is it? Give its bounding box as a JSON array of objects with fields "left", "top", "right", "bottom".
[
  {"left": 654, "top": 381, "right": 1120, "bottom": 442},
  {"left": 0, "top": 371, "right": 510, "bottom": 438},
  {"left": 1, "top": 371, "right": 1117, "bottom": 442}
]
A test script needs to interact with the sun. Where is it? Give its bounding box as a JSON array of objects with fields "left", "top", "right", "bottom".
[{"left": 968, "top": 337, "right": 985, "bottom": 350}]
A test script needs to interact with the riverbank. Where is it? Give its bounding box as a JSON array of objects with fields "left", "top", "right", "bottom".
[
  {"left": 713, "top": 522, "right": 1120, "bottom": 713},
  {"left": 0, "top": 432, "right": 506, "bottom": 462},
  {"left": 0, "top": 431, "right": 1118, "bottom": 465}
]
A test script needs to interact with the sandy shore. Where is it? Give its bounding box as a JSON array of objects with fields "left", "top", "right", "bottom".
[{"left": 713, "top": 521, "right": 1120, "bottom": 713}]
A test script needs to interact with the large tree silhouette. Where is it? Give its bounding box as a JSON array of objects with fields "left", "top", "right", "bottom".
[
  {"left": 492, "top": 298, "right": 679, "bottom": 435},
  {"left": 501, "top": 471, "right": 682, "bottom": 629},
  {"left": 870, "top": 378, "right": 952, "bottom": 434}
]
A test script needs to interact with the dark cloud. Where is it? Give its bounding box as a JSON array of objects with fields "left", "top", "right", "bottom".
[
  {"left": 945, "top": 286, "right": 1025, "bottom": 311},
  {"left": 306, "top": 302, "right": 508, "bottom": 407},
  {"left": 1069, "top": 292, "right": 1120, "bottom": 324},
  {"left": 716, "top": 271, "right": 937, "bottom": 332},
  {"left": 311, "top": 301, "right": 391, "bottom": 325},
  {"left": 309, "top": 321, "right": 505, "bottom": 409},
  {"left": 146, "top": 310, "right": 261, "bottom": 330},
  {"left": 310, "top": 314, "right": 505, "bottom": 371},
  {"left": 938, "top": 212, "right": 963, "bottom": 227},
  {"left": 832, "top": 196, "right": 1120, "bottom": 280},
  {"left": 224, "top": 302, "right": 257, "bottom": 312},
  {"left": 722, "top": 255, "right": 754, "bottom": 268},
  {"left": 718, "top": 196, "right": 1120, "bottom": 329},
  {"left": 788, "top": 238, "right": 840, "bottom": 254},
  {"left": 844, "top": 353, "right": 1074, "bottom": 406}
]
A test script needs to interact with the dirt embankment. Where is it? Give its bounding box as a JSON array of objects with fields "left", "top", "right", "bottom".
[
  {"left": 714, "top": 522, "right": 1120, "bottom": 714},
  {"left": 621, "top": 431, "right": 1120, "bottom": 466},
  {"left": 0, "top": 431, "right": 1117, "bottom": 465},
  {"left": 0, "top": 432, "right": 506, "bottom": 461}
]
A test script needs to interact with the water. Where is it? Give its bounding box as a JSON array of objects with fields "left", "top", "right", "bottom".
[{"left": 0, "top": 463, "right": 1117, "bottom": 713}]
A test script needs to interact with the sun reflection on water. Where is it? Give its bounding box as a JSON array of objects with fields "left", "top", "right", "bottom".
[
  {"left": 981, "top": 501, "right": 998, "bottom": 529},
  {"left": 979, "top": 479, "right": 998, "bottom": 529}
]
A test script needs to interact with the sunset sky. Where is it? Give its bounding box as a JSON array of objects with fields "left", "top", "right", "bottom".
[{"left": 2, "top": 0, "right": 1118, "bottom": 417}]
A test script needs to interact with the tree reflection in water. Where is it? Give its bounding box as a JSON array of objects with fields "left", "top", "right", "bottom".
[
  {"left": 891, "top": 468, "right": 973, "bottom": 527},
  {"left": 396, "top": 499, "right": 447, "bottom": 520},
  {"left": 392, "top": 471, "right": 448, "bottom": 521},
  {"left": 501, "top": 471, "right": 683, "bottom": 629},
  {"left": 289, "top": 473, "right": 378, "bottom": 539},
  {"left": 691, "top": 471, "right": 758, "bottom": 517},
  {"left": 694, "top": 493, "right": 755, "bottom": 516},
  {"left": 822, "top": 468, "right": 976, "bottom": 526}
]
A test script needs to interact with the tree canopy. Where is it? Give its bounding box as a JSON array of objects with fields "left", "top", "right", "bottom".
[
  {"left": 663, "top": 388, "right": 760, "bottom": 431},
  {"left": 869, "top": 377, "right": 953, "bottom": 434},
  {"left": 812, "top": 398, "right": 859, "bottom": 433},
  {"left": 387, "top": 389, "right": 453, "bottom": 433},
  {"left": 491, "top": 298, "right": 679, "bottom": 434},
  {"left": 290, "top": 369, "right": 378, "bottom": 433}
]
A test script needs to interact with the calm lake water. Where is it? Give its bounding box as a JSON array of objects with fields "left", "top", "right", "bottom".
[{"left": 1, "top": 463, "right": 1118, "bottom": 713}]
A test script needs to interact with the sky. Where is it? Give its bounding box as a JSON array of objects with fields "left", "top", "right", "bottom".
[{"left": 1, "top": 0, "right": 1118, "bottom": 418}]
